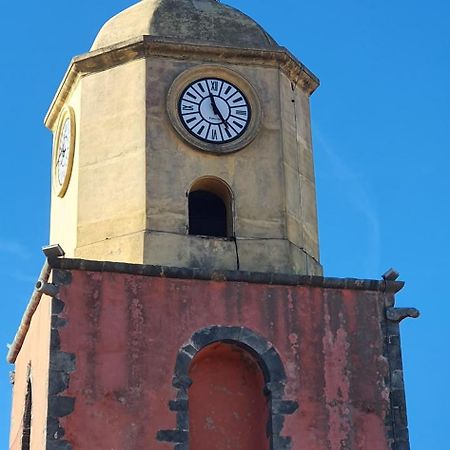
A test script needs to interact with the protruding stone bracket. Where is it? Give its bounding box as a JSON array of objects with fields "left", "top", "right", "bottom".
[
  {"left": 386, "top": 307, "right": 420, "bottom": 323},
  {"left": 157, "top": 326, "right": 297, "bottom": 450}
]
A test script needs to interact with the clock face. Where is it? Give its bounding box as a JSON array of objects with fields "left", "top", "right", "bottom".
[
  {"left": 56, "top": 118, "right": 71, "bottom": 186},
  {"left": 54, "top": 107, "right": 75, "bottom": 197},
  {"left": 178, "top": 78, "right": 251, "bottom": 144}
]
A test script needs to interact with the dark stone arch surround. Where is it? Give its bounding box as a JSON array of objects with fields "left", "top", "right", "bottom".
[{"left": 156, "top": 326, "right": 298, "bottom": 450}]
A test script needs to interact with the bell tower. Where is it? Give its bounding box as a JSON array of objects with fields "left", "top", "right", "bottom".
[
  {"left": 46, "top": 0, "right": 322, "bottom": 275},
  {"left": 9, "top": 2, "right": 418, "bottom": 450}
]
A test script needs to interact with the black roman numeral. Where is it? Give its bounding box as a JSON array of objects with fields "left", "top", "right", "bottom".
[
  {"left": 211, "top": 81, "right": 219, "bottom": 92},
  {"left": 182, "top": 105, "right": 194, "bottom": 111},
  {"left": 235, "top": 110, "right": 247, "bottom": 116}
]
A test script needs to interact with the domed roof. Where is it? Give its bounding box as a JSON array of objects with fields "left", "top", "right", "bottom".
[{"left": 91, "top": 0, "right": 278, "bottom": 51}]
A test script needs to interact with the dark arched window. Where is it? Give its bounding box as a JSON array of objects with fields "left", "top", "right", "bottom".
[
  {"left": 22, "top": 375, "right": 32, "bottom": 450},
  {"left": 188, "top": 177, "right": 233, "bottom": 238},
  {"left": 188, "top": 342, "right": 270, "bottom": 450}
]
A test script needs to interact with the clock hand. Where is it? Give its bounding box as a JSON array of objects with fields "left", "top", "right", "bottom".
[
  {"left": 207, "top": 82, "right": 229, "bottom": 130},
  {"left": 210, "top": 95, "right": 230, "bottom": 130},
  {"left": 56, "top": 147, "right": 66, "bottom": 165}
]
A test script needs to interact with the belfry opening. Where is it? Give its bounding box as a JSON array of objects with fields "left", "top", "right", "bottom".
[{"left": 188, "top": 177, "right": 233, "bottom": 238}]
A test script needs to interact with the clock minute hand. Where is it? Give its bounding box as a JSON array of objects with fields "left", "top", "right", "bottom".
[
  {"left": 209, "top": 94, "right": 229, "bottom": 130},
  {"left": 209, "top": 94, "right": 220, "bottom": 117},
  {"left": 207, "top": 82, "right": 229, "bottom": 130},
  {"left": 56, "top": 147, "right": 66, "bottom": 165}
]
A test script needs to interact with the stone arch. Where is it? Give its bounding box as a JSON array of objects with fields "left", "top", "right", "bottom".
[{"left": 157, "top": 326, "right": 298, "bottom": 450}]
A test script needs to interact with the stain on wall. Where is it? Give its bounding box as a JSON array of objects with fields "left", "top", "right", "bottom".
[{"left": 49, "top": 268, "right": 394, "bottom": 450}]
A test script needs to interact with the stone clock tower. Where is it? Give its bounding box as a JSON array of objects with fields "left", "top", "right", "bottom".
[
  {"left": 8, "top": 1, "right": 418, "bottom": 450},
  {"left": 46, "top": 0, "right": 322, "bottom": 276}
]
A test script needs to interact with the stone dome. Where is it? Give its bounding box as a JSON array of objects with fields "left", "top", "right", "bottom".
[{"left": 91, "top": 0, "right": 278, "bottom": 51}]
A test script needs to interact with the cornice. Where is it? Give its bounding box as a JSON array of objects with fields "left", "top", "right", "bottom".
[
  {"left": 44, "top": 36, "right": 320, "bottom": 129},
  {"left": 49, "top": 257, "right": 404, "bottom": 294}
]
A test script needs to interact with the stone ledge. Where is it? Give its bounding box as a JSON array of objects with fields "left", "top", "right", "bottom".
[{"left": 48, "top": 257, "right": 404, "bottom": 293}]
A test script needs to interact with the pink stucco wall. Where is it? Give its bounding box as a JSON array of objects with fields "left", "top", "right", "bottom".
[{"left": 55, "top": 269, "right": 391, "bottom": 450}]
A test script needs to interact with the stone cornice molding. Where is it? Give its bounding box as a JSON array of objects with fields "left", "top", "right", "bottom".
[
  {"left": 45, "top": 36, "right": 320, "bottom": 129},
  {"left": 49, "top": 258, "right": 404, "bottom": 294}
]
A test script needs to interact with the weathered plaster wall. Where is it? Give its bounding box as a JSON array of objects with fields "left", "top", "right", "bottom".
[
  {"left": 9, "top": 295, "right": 52, "bottom": 450},
  {"left": 141, "top": 55, "right": 321, "bottom": 275},
  {"left": 49, "top": 86, "right": 81, "bottom": 258},
  {"left": 74, "top": 59, "right": 147, "bottom": 263},
  {"left": 279, "top": 71, "right": 319, "bottom": 265},
  {"left": 46, "top": 39, "right": 322, "bottom": 276},
  {"left": 53, "top": 268, "right": 392, "bottom": 450},
  {"left": 144, "top": 57, "right": 292, "bottom": 273}
]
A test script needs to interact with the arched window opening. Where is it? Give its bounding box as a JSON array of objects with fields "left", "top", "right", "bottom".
[
  {"left": 188, "top": 177, "right": 233, "bottom": 238},
  {"left": 188, "top": 342, "right": 270, "bottom": 450},
  {"left": 21, "top": 376, "right": 32, "bottom": 450}
]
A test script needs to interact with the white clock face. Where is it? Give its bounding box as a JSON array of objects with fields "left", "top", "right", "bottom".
[
  {"left": 178, "top": 78, "right": 251, "bottom": 144},
  {"left": 54, "top": 108, "right": 76, "bottom": 198},
  {"left": 57, "top": 118, "right": 71, "bottom": 186}
]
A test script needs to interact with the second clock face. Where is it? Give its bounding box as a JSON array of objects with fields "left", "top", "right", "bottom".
[
  {"left": 178, "top": 77, "right": 251, "bottom": 144},
  {"left": 54, "top": 107, "right": 75, "bottom": 198},
  {"left": 57, "top": 117, "right": 72, "bottom": 186}
]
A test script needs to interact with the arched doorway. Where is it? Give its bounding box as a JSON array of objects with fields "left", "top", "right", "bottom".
[{"left": 188, "top": 342, "right": 270, "bottom": 450}]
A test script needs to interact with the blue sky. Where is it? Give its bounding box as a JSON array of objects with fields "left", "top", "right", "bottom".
[{"left": 1, "top": 0, "right": 449, "bottom": 448}]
